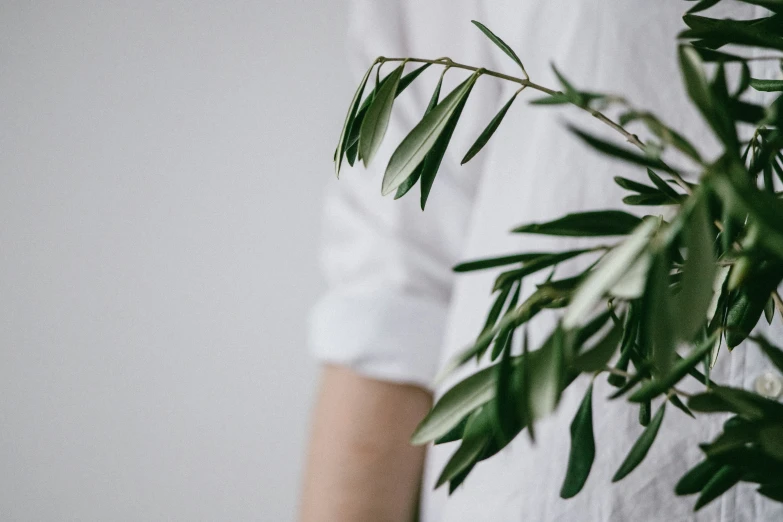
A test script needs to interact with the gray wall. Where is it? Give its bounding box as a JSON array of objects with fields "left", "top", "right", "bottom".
[{"left": 0, "top": 1, "right": 349, "bottom": 520}]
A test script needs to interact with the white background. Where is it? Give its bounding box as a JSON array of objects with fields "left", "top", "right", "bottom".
[{"left": 0, "top": 1, "right": 350, "bottom": 520}]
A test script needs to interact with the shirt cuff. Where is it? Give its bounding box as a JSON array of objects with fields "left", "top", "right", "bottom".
[{"left": 308, "top": 290, "right": 448, "bottom": 390}]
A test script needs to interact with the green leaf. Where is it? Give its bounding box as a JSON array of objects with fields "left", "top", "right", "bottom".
[
  {"left": 623, "top": 193, "right": 679, "bottom": 206},
  {"left": 572, "top": 320, "right": 623, "bottom": 372},
  {"left": 750, "top": 78, "right": 783, "bottom": 92},
  {"left": 534, "top": 327, "right": 566, "bottom": 419},
  {"left": 461, "top": 91, "right": 519, "bottom": 165},
  {"left": 691, "top": 47, "right": 745, "bottom": 62},
  {"left": 520, "top": 329, "right": 535, "bottom": 442},
  {"left": 669, "top": 394, "right": 696, "bottom": 418},
  {"left": 529, "top": 93, "right": 571, "bottom": 105},
  {"left": 454, "top": 252, "right": 555, "bottom": 273},
  {"left": 394, "top": 69, "right": 441, "bottom": 200},
  {"left": 433, "top": 415, "right": 469, "bottom": 445},
  {"left": 711, "top": 166, "right": 783, "bottom": 259},
  {"left": 645, "top": 252, "right": 677, "bottom": 374},
  {"left": 608, "top": 306, "right": 638, "bottom": 387},
  {"left": 569, "top": 126, "right": 674, "bottom": 173},
  {"left": 360, "top": 64, "right": 405, "bottom": 167},
  {"left": 495, "top": 325, "right": 519, "bottom": 442},
  {"left": 609, "top": 253, "right": 652, "bottom": 299},
  {"left": 639, "top": 401, "right": 651, "bottom": 426},
  {"left": 576, "top": 308, "right": 615, "bottom": 346},
  {"left": 445, "top": 291, "right": 546, "bottom": 371},
  {"left": 383, "top": 72, "right": 479, "bottom": 196},
  {"left": 639, "top": 116, "right": 703, "bottom": 164},
  {"left": 676, "top": 459, "right": 722, "bottom": 495},
  {"left": 490, "top": 283, "right": 521, "bottom": 360},
  {"left": 681, "top": 15, "right": 783, "bottom": 52},
  {"left": 479, "top": 285, "right": 513, "bottom": 339},
  {"left": 759, "top": 485, "right": 783, "bottom": 503},
  {"left": 551, "top": 64, "right": 585, "bottom": 105},
  {"left": 335, "top": 63, "right": 375, "bottom": 177},
  {"left": 393, "top": 163, "right": 423, "bottom": 200},
  {"left": 690, "top": 386, "right": 783, "bottom": 421},
  {"left": 629, "top": 332, "right": 719, "bottom": 402},
  {"left": 411, "top": 365, "right": 496, "bottom": 445},
  {"left": 420, "top": 82, "right": 475, "bottom": 209},
  {"left": 609, "top": 370, "right": 648, "bottom": 400},
  {"left": 673, "top": 195, "right": 717, "bottom": 342},
  {"left": 750, "top": 335, "right": 783, "bottom": 374},
  {"left": 694, "top": 466, "right": 742, "bottom": 511},
  {"left": 435, "top": 408, "right": 492, "bottom": 488},
  {"left": 471, "top": 20, "right": 526, "bottom": 73},
  {"left": 647, "top": 169, "right": 682, "bottom": 202},
  {"left": 348, "top": 63, "right": 432, "bottom": 162},
  {"left": 679, "top": 45, "right": 712, "bottom": 107},
  {"left": 688, "top": 0, "right": 722, "bottom": 14},
  {"left": 614, "top": 176, "right": 658, "bottom": 194},
  {"left": 491, "top": 249, "right": 597, "bottom": 290},
  {"left": 759, "top": 424, "right": 783, "bottom": 461},
  {"left": 560, "top": 383, "right": 596, "bottom": 499},
  {"left": 564, "top": 217, "right": 659, "bottom": 328},
  {"left": 512, "top": 210, "right": 642, "bottom": 237},
  {"left": 679, "top": 46, "right": 739, "bottom": 151},
  {"left": 612, "top": 403, "right": 666, "bottom": 482}
]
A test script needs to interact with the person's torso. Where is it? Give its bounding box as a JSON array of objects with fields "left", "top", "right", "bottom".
[{"left": 385, "top": 1, "right": 783, "bottom": 521}]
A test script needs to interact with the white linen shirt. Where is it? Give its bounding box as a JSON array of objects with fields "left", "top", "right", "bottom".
[{"left": 309, "top": 1, "right": 783, "bottom": 520}]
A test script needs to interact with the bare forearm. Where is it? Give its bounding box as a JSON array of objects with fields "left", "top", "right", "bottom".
[{"left": 299, "top": 365, "right": 432, "bottom": 522}]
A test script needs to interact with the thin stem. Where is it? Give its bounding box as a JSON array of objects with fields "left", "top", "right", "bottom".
[
  {"left": 745, "top": 55, "right": 783, "bottom": 62},
  {"left": 380, "top": 56, "right": 694, "bottom": 194}
]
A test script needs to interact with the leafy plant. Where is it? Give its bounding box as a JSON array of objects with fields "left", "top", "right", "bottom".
[{"left": 334, "top": 0, "right": 783, "bottom": 511}]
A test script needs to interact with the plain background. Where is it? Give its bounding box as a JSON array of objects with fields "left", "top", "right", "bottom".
[{"left": 0, "top": 1, "right": 351, "bottom": 520}]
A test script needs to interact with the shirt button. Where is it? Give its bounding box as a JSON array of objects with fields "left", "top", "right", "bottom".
[{"left": 754, "top": 371, "right": 783, "bottom": 400}]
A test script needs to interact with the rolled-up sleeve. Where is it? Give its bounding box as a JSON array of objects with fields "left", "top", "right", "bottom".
[{"left": 308, "top": 1, "right": 493, "bottom": 390}]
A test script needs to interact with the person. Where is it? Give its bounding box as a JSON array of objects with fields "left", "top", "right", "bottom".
[{"left": 300, "top": 1, "right": 783, "bottom": 521}]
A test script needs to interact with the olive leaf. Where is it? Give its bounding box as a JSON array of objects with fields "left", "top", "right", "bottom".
[
  {"left": 750, "top": 79, "right": 783, "bottom": 92},
  {"left": 453, "top": 252, "right": 554, "bottom": 273},
  {"left": 421, "top": 85, "right": 474, "bottom": 209},
  {"left": 572, "top": 320, "right": 623, "bottom": 373},
  {"left": 645, "top": 251, "right": 677, "bottom": 375},
  {"left": 495, "top": 323, "right": 520, "bottom": 442},
  {"left": 560, "top": 383, "right": 596, "bottom": 499},
  {"left": 360, "top": 63, "right": 405, "bottom": 167},
  {"left": 564, "top": 217, "right": 659, "bottom": 328},
  {"left": 694, "top": 466, "right": 743, "bottom": 511},
  {"left": 676, "top": 459, "right": 722, "bottom": 495},
  {"left": 512, "top": 210, "right": 642, "bottom": 237},
  {"left": 335, "top": 63, "right": 375, "bottom": 176},
  {"left": 629, "top": 332, "right": 718, "bottom": 402},
  {"left": 382, "top": 72, "right": 480, "bottom": 196},
  {"left": 471, "top": 20, "right": 527, "bottom": 74},
  {"left": 569, "top": 126, "right": 674, "bottom": 173},
  {"left": 612, "top": 403, "right": 666, "bottom": 482},
  {"left": 673, "top": 194, "right": 717, "bottom": 342},
  {"left": 395, "top": 69, "right": 443, "bottom": 199},
  {"left": 348, "top": 63, "right": 432, "bottom": 165},
  {"left": 462, "top": 91, "right": 520, "bottom": 165},
  {"left": 411, "top": 365, "right": 496, "bottom": 445},
  {"left": 435, "top": 408, "right": 492, "bottom": 487}
]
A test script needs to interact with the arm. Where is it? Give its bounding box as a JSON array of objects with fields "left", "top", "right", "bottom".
[
  {"left": 301, "top": 3, "right": 495, "bottom": 520},
  {"left": 299, "top": 365, "right": 432, "bottom": 522}
]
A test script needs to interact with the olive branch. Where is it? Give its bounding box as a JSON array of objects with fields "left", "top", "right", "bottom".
[{"left": 334, "top": 0, "right": 783, "bottom": 510}]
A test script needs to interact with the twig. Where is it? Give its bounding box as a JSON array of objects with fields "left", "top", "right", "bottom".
[{"left": 379, "top": 57, "right": 693, "bottom": 194}]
